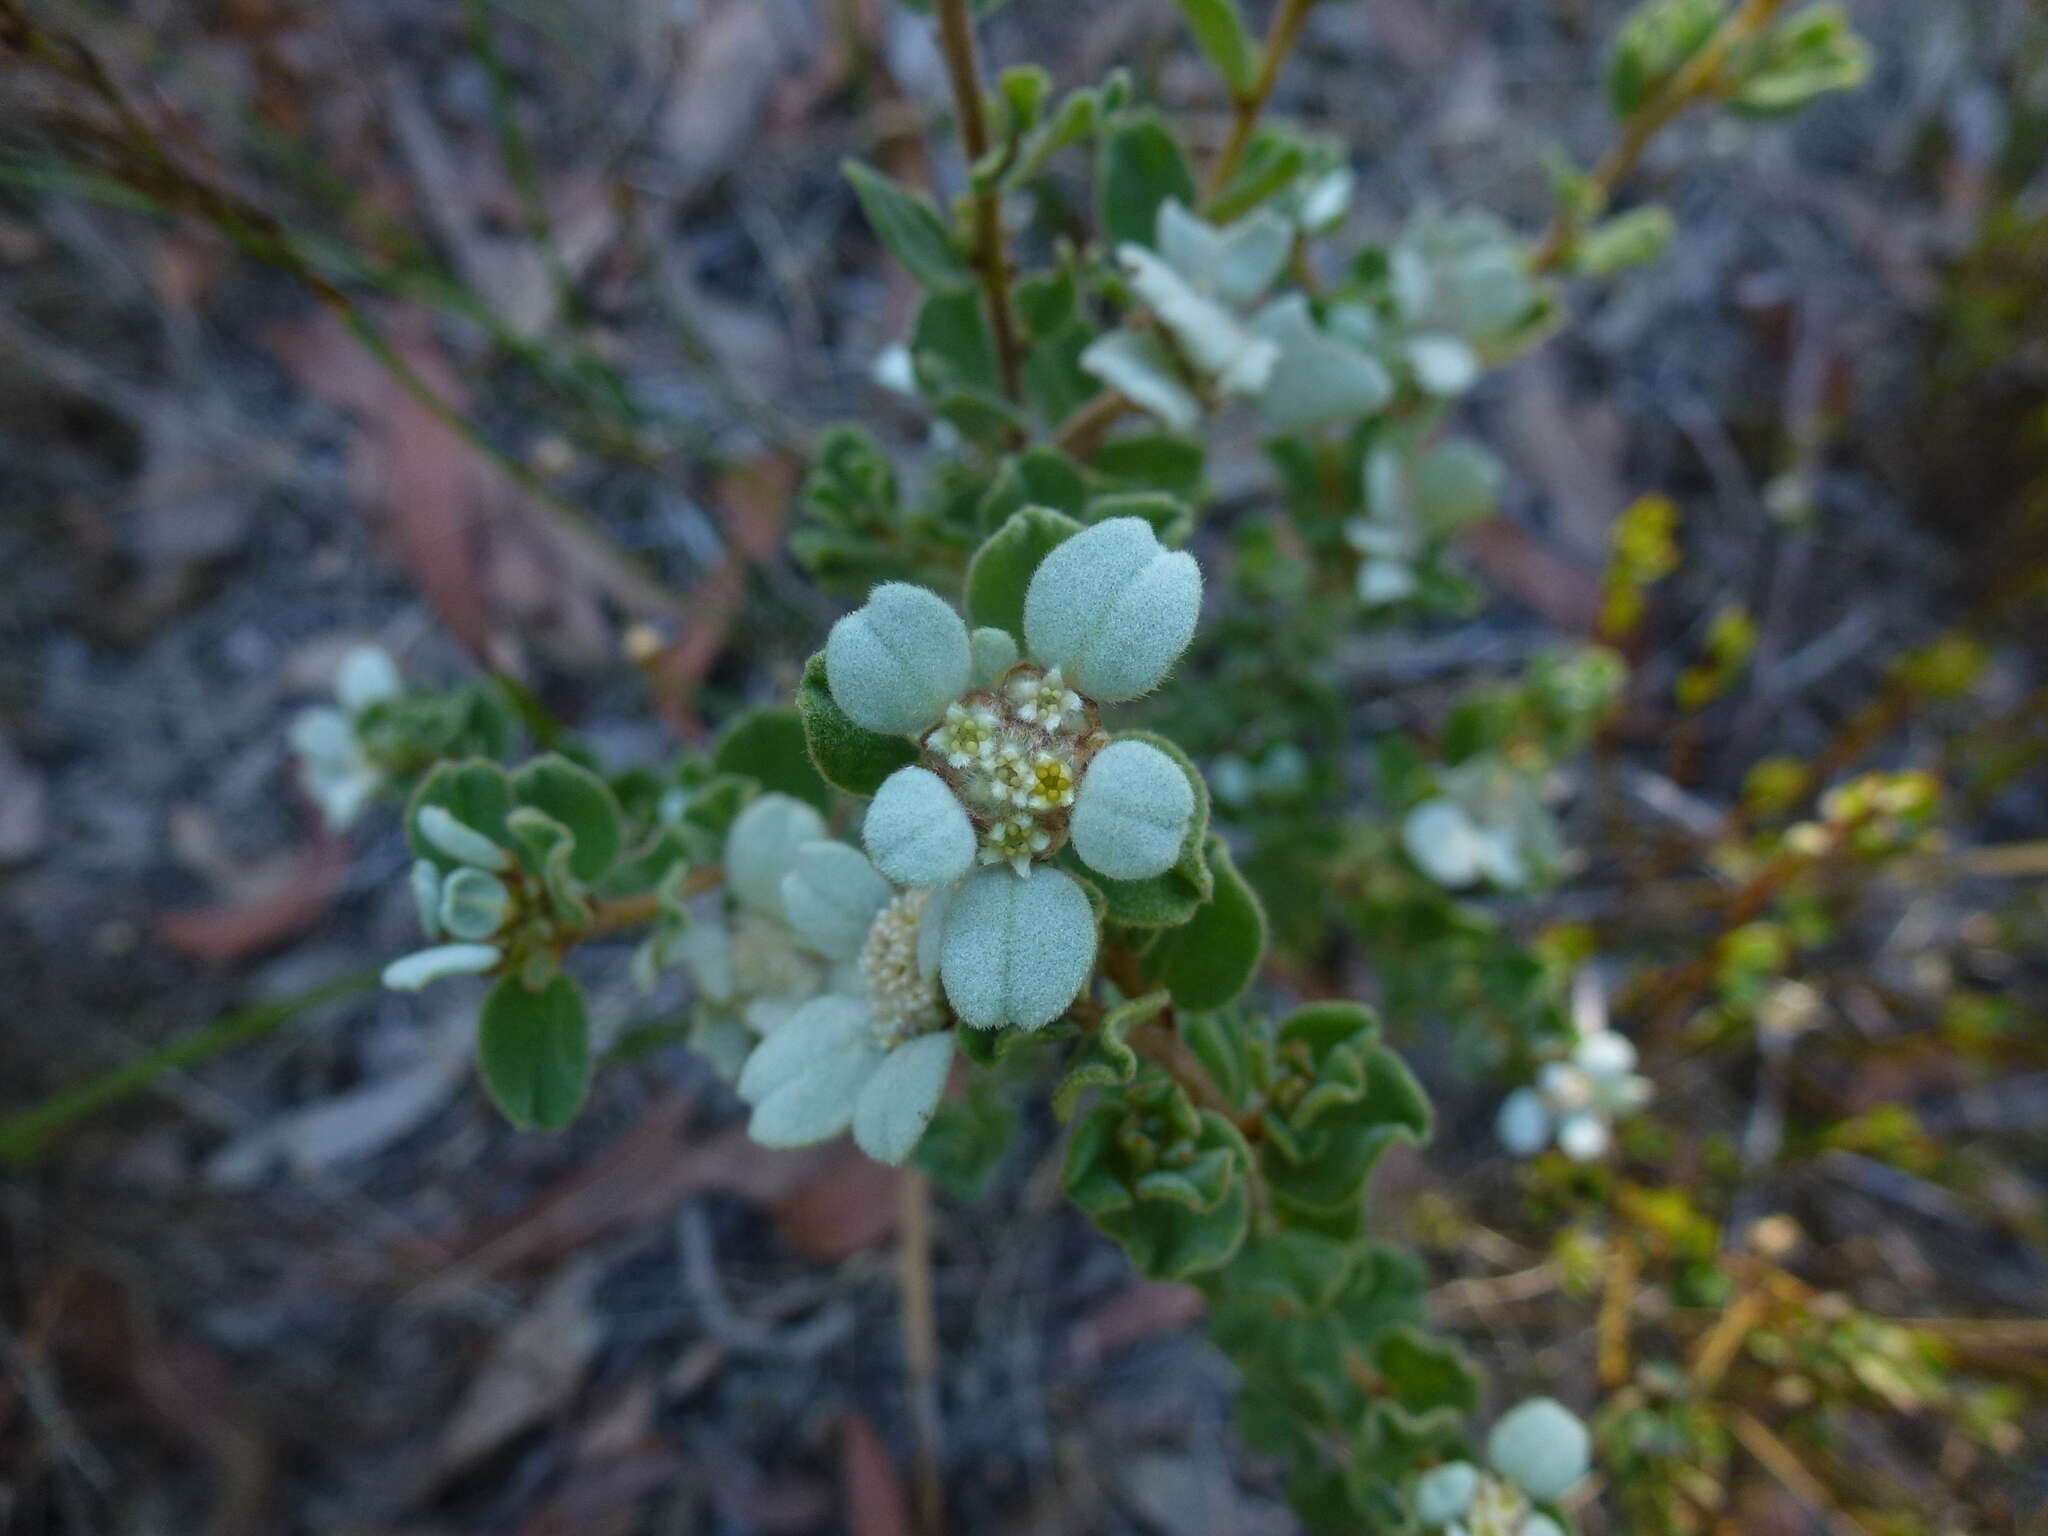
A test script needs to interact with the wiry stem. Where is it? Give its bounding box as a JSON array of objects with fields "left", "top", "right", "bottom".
[
  {"left": 1203, "top": 0, "right": 1322, "bottom": 205},
  {"left": 1530, "top": 0, "right": 1789, "bottom": 273},
  {"left": 932, "top": 0, "right": 1023, "bottom": 404},
  {"left": 897, "top": 1171, "right": 946, "bottom": 1534}
]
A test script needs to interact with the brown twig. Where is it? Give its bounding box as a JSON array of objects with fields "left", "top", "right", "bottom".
[
  {"left": 579, "top": 865, "right": 724, "bottom": 939},
  {"left": 897, "top": 1171, "right": 945, "bottom": 1535},
  {"left": 931, "top": 0, "right": 1022, "bottom": 405},
  {"left": 1530, "top": 0, "right": 1789, "bottom": 273},
  {"left": 1203, "top": 0, "right": 1321, "bottom": 205},
  {"left": 1726, "top": 1410, "right": 1876, "bottom": 1536}
]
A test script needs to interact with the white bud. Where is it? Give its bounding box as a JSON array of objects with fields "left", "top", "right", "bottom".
[
  {"left": 1070, "top": 738, "right": 1196, "bottom": 881},
  {"left": 381, "top": 942, "right": 500, "bottom": 991},
  {"left": 1023, "top": 518, "right": 1202, "bottom": 703},
  {"left": 864, "top": 767, "right": 977, "bottom": 889},
  {"left": 1486, "top": 1398, "right": 1590, "bottom": 1501},
  {"left": 409, "top": 859, "right": 444, "bottom": 939},
  {"left": 780, "top": 841, "right": 895, "bottom": 960},
  {"left": 725, "top": 793, "right": 828, "bottom": 918},
  {"left": 939, "top": 865, "right": 1096, "bottom": 1030},
  {"left": 825, "top": 582, "right": 971, "bottom": 736},
  {"left": 1555, "top": 1111, "right": 1612, "bottom": 1162}
]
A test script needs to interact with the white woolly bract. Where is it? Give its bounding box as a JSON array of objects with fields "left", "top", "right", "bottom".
[
  {"left": 1155, "top": 199, "right": 1291, "bottom": 308},
  {"left": 864, "top": 766, "right": 976, "bottom": 889},
  {"left": 1252, "top": 295, "right": 1395, "bottom": 430},
  {"left": 969, "top": 626, "right": 1019, "bottom": 688},
  {"left": 1079, "top": 331, "right": 1201, "bottom": 432},
  {"left": 1486, "top": 1398, "right": 1591, "bottom": 1502},
  {"left": 737, "top": 995, "right": 882, "bottom": 1147},
  {"left": 825, "top": 581, "right": 971, "bottom": 736},
  {"left": 1069, "top": 737, "right": 1195, "bottom": 881},
  {"left": 381, "top": 942, "right": 499, "bottom": 992},
  {"left": 725, "top": 793, "right": 828, "bottom": 918},
  {"left": 1021, "top": 518, "right": 1202, "bottom": 703},
  {"left": 780, "top": 841, "right": 893, "bottom": 960},
  {"left": 851, "top": 1031, "right": 955, "bottom": 1163},
  {"left": 939, "top": 865, "right": 1096, "bottom": 1031},
  {"left": 335, "top": 644, "right": 403, "bottom": 712}
]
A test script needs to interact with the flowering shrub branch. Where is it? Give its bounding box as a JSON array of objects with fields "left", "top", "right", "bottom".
[{"left": 267, "top": 0, "right": 1880, "bottom": 1526}]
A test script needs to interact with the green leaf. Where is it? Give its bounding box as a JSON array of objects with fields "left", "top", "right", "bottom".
[
  {"left": 407, "top": 759, "right": 515, "bottom": 873},
  {"left": 912, "top": 287, "right": 1001, "bottom": 397},
  {"left": 1214, "top": 1231, "right": 1357, "bottom": 1315},
  {"left": 1083, "top": 489, "right": 1193, "bottom": 546},
  {"left": 965, "top": 505, "right": 1082, "bottom": 638},
  {"left": 1605, "top": 0, "right": 1723, "bottom": 117},
  {"left": 1091, "top": 433, "right": 1207, "bottom": 500},
  {"left": 1148, "top": 835, "right": 1267, "bottom": 1009},
  {"left": 1729, "top": 2, "right": 1868, "bottom": 117},
  {"left": 915, "top": 1077, "right": 1018, "bottom": 1197},
  {"left": 1053, "top": 989, "right": 1171, "bottom": 1119},
  {"left": 843, "top": 159, "right": 973, "bottom": 291},
  {"left": 1574, "top": 204, "right": 1675, "bottom": 276},
  {"left": 1005, "top": 84, "right": 1103, "bottom": 189},
  {"left": 1373, "top": 1326, "right": 1482, "bottom": 1416},
  {"left": 1023, "top": 320, "right": 1099, "bottom": 427},
  {"left": 1181, "top": 1009, "right": 1258, "bottom": 1111},
  {"left": 796, "top": 652, "right": 921, "bottom": 797},
  {"left": 1174, "top": 0, "right": 1261, "bottom": 93},
  {"left": 512, "top": 754, "right": 623, "bottom": 883},
  {"left": 713, "top": 707, "right": 833, "bottom": 814},
  {"left": 1099, "top": 111, "right": 1198, "bottom": 249},
  {"left": 477, "top": 972, "right": 590, "bottom": 1130}
]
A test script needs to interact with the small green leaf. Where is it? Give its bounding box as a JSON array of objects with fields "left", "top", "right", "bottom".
[
  {"left": 1729, "top": 2, "right": 1868, "bottom": 117},
  {"left": 1214, "top": 1231, "right": 1357, "bottom": 1315},
  {"left": 965, "top": 505, "right": 1083, "bottom": 639},
  {"left": 512, "top": 754, "right": 623, "bottom": 883},
  {"left": 1053, "top": 990, "right": 1171, "bottom": 1119},
  {"left": 713, "top": 707, "right": 833, "bottom": 814},
  {"left": 915, "top": 1077, "right": 1019, "bottom": 1198},
  {"left": 796, "top": 652, "right": 921, "bottom": 797},
  {"left": 1174, "top": 0, "right": 1261, "bottom": 94},
  {"left": 1005, "top": 85, "right": 1103, "bottom": 189},
  {"left": 477, "top": 972, "right": 590, "bottom": 1130},
  {"left": 843, "top": 159, "right": 973, "bottom": 291},
  {"left": 1148, "top": 835, "right": 1267, "bottom": 1009},
  {"left": 1373, "top": 1326, "right": 1482, "bottom": 1417},
  {"left": 1574, "top": 204, "right": 1675, "bottom": 276},
  {"left": 1100, "top": 111, "right": 1198, "bottom": 249},
  {"left": 407, "top": 759, "right": 515, "bottom": 873},
  {"left": 1092, "top": 434, "right": 1208, "bottom": 500}
]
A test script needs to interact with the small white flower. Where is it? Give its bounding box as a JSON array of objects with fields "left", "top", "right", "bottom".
[
  {"left": 1007, "top": 667, "right": 1085, "bottom": 733},
  {"left": 289, "top": 707, "right": 383, "bottom": 831},
  {"left": 1499, "top": 1020, "right": 1652, "bottom": 1162},
  {"left": 1022, "top": 747, "right": 1079, "bottom": 812},
  {"left": 980, "top": 814, "right": 1051, "bottom": 878},
  {"left": 931, "top": 701, "right": 1002, "bottom": 767}
]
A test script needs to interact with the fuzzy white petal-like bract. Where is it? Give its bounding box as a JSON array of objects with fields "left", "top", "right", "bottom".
[
  {"left": 1486, "top": 1398, "right": 1591, "bottom": 1502},
  {"left": 738, "top": 995, "right": 885, "bottom": 1148},
  {"left": 438, "top": 868, "right": 511, "bottom": 941},
  {"left": 1155, "top": 199, "right": 1292, "bottom": 308},
  {"left": 1252, "top": 295, "right": 1394, "bottom": 430},
  {"left": 780, "top": 841, "right": 895, "bottom": 960},
  {"left": 336, "top": 645, "right": 403, "bottom": 712},
  {"left": 1402, "top": 797, "right": 1484, "bottom": 888},
  {"left": 939, "top": 866, "right": 1096, "bottom": 1030},
  {"left": 1022, "top": 518, "right": 1202, "bottom": 703},
  {"left": 1069, "top": 738, "right": 1196, "bottom": 881},
  {"left": 381, "top": 942, "right": 500, "bottom": 991},
  {"left": 1495, "top": 1087, "right": 1553, "bottom": 1157},
  {"left": 1413, "top": 1461, "right": 1479, "bottom": 1524},
  {"left": 853, "top": 1031, "right": 956, "bottom": 1163},
  {"left": 864, "top": 767, "right": 976, "bottom": 889},
  {"left": 1079, "top": 330, "right": 1202, "bottom": 432},
  {"left": 725, "top": 793, "right": 828, "bottom": 919},
  {"left": 970, "top": 627, "right": 1019, "bottom": 688},
  {"left": 825, "top": 582, "right": 972, "bottom": 736},
  {"left": 1116, "top": 245, "right": 1278, "bottom": 395}
]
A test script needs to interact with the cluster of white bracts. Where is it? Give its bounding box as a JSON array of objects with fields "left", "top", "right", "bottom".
[
  {"left": 289, "top": 644, "right": 404, "bottom": 830},
  {"left": 1413, "top": 1398, "right": 1591, "bottom": 1536},
  {"left": 720, "top": 517, "right": 1206, "bottom": 1162},
  {"left": 1496, "top": 1025, "right": 1653, "bottom": 1162},
  {"left": 825, "top": 516, "right": 1202, "bottom": 1033}
]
